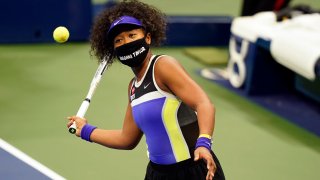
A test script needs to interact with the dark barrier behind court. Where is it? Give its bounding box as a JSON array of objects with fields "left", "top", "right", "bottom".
[{"left": 0, "top": 0, "right": 92, "bottom": 43}]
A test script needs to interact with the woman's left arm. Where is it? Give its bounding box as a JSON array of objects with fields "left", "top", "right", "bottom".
[
  {"left": 155, "top": 56, "right": 216, "bottom": 180},
  {"left": 154, "top": 56, "right": 215, "bottom": 136}
]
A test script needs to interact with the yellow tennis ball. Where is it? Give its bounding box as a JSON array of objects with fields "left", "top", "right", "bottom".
[{"left": 53, "top": 26, "right": 69, "bottom": 43}]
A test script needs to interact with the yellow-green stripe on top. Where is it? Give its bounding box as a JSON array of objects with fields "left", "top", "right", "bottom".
[{"left": 162, "top": 98, "right": 191, "bottom": 162}]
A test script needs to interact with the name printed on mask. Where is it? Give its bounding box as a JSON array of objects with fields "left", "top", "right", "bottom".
[{"left": 119, "top": 47, "right": 146, "bottom": 61}]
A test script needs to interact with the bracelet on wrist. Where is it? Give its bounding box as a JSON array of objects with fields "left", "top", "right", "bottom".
[
  {"left": 195, "top": 135, "right": 213, "bottom": 151},
  {"left": 199, "top": 134, "right": 212, "bottom": 139},
  {"left": 80, "top": 124, "right": 97, "bottom": 142}
]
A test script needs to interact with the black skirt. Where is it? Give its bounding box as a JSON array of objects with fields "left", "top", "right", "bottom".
[{"left": 144, "top": 150, "right": 225, "bottom": 180}]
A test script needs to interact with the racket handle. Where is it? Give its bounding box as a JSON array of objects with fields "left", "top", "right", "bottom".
[
  {"left": 69, "top": 100, "right": 90, "bottom": 134},
  {"left": 69, "top": 123, "right": 77, "bottom": 134},
  {"left": 76, "top": 100, "right": 90, "bottom": 118}
]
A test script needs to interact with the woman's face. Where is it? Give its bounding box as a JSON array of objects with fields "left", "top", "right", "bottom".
[{"left": 113, "top": 28, "right": 150, "bottom": 48}]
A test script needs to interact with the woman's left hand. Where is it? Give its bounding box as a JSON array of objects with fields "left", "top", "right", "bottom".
[{"left": 194, "top": 147, "right": 217, "bottom": 180}]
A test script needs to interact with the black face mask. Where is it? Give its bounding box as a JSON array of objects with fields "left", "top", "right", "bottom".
[{"left": 115, "top": 37, "right": 150, "bottom": 67}]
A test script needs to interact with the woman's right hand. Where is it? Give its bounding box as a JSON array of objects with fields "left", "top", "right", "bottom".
[{"left": 67, "top": 116, "right": 88, "bottom": 137}]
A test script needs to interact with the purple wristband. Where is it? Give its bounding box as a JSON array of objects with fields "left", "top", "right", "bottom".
[
  {"left": 80, "top": 124, "right": 97, "bottom": 142},
  {"left": 195, "top": 137, "right": 212, "bottom": 151}
]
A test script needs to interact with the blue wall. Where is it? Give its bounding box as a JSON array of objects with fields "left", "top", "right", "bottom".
[
  {"left": 0, "top": 0, "right": 92, "bottom": 43},
  {"left": 0, "top": 1, "right": 232, "bottom": 46},
  {"left": 166, "top": 16, "right": 232, "bottom": 46}
]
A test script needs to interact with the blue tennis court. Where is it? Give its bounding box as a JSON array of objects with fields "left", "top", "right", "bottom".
[{"left": 0, "top": 139, "right": 65, "bottom": 180}]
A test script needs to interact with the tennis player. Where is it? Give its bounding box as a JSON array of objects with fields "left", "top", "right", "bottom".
[{"left": 67, "top": 0, "right": 225, "bottom": 179}]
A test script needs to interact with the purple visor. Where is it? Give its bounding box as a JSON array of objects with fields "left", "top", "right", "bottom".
[{"left": 107, "top": 16, "right": 143, "bottom": 39}]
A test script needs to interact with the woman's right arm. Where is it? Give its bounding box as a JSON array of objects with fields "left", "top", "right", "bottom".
[
  {"left": 67, "top": 78, "right": 143, "bottom": 150},
  {"left": 68, "top": 102, "right": 143, "bottom": 150},
  {"left": 89, "top": 102, "right": 143, "bottom": 150}
]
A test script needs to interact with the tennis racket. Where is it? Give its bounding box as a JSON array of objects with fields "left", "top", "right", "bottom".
[{"left": 68, "top": 57, "right": 110, "bottom": 134}]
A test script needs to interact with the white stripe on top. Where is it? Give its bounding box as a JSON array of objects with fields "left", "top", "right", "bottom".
[{"left": 131, "top": 91, "right": 164, "bottom": 106}]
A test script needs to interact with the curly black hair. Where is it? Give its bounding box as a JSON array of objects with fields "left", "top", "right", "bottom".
[{"left": 90, "top": 0, "right": 167, "bottom": 64}]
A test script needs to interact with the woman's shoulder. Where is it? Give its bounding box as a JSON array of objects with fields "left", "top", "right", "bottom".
[
  {"left": 155, "top": 55, "right": 182, "bottom": 68},
  {"left": 154, "top": 54, "right": 186, "bottom": 80}
]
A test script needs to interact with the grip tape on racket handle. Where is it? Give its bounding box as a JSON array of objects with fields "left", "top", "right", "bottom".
[
  {"left": 69, "top": 100, "right": 90, "bottom": 134},
  {"left": 69, "top": 123, "right": 77, "bottom": 134},
  {"left": 76, "top": 100, "right": 90, "bottom": 118}
]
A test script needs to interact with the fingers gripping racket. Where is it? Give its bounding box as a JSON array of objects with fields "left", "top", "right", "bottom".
[{"left": 69, "top": 58, "right": 110, "bottom": 134}]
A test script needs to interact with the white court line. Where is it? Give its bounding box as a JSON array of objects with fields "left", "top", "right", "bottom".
[{"left": 0, "top": 138, "right": 66, "bottom": 180}]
